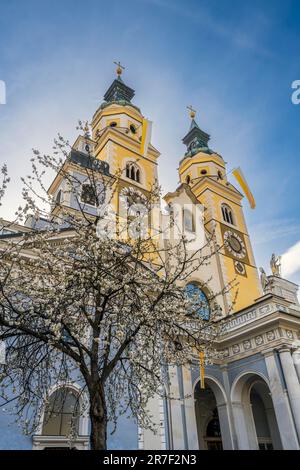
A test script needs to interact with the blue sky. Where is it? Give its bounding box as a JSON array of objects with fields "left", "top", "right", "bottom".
[{"left": 0, "top": 0, "right": 300, "bottom": 284}]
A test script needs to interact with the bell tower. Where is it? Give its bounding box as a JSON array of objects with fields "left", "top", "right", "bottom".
[
  {"left": 91, "top": 64, "right": 160, "bottom": 196},
  {"left": 179, "top": 108, "right": 262, "bottom": 313}
]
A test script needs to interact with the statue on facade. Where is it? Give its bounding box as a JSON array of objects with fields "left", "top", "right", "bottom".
[
  {"left": 259, "top": 267, "right": 270, "bottom": 292},
  {"left": 270, "top": 253, "right": 281, "bottom": 277}
]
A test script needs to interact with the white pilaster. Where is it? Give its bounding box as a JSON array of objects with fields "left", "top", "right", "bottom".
[
  {"left": 292, "top": 348, "right": 300, "bottom": 382},
  {"left": 264, "top": 350, "right": 299, "bottom": 449},
  {"left": 221, "top": 366, "right": 237, "bottom": 449},
  {"left": 168, "top": 366, "right": 185, "bottom": 449},
  {"left": 279, "top": 347, "right": 300, "bottom": 441},
  {"left": 182, "top": 365, "right": 198, "bottom": 450},
  {"left": 216, "top": 403, "right": 235, "bottom": 450},
  {"left": 231, "top": 402, "right": 252, "bottom": 449}
]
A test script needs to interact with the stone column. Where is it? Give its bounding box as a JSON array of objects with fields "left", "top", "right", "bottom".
[
  {"left": 279, "top": 347, "right": 300, "bottom": 441},
  {"left": 231, "top": 401, "right": 252, "bottom": 449},
  {"left": 292, "top": 347, "right": 300, "bottom": 382},
  {"left": 221, "top": 366, "right": 237, "bottom": 449},
  {"left": 168, "top": 365, "right": 186, "bottom": 449},
  {"left": 263, "top": 349, "right": 299, "bottom": 449},
  {"left": 265, "top": 405, "right": 282, "bottom": 450},
  {"left": 142, "top": 394, "right": 164, "bottom": 450},
  {"left": 216, "top": 403, "right": 235, "bottom": 450},
  {"left": 182, "top": 365, "right": 198, "bottom": 450}
]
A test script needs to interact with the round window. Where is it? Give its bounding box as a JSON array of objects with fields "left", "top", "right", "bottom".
[{"left": 130, "top": 124, "right": 136, "bottom": 134}]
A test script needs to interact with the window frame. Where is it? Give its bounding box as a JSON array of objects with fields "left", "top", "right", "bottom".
[
  {"left": 183, "top": 208, "right": 195, "bottom": 233},
  {"left": 42, "top": 388, "right": 80, "bottom": 437},
  {"left": 221, "top": 203, "right": 235, "bottom": 226},
  {"left": 185, "top": 282, "right": 211, "bottom": 321},
  {"left": 55, "top": 189, "right": 62, "bottom": 205},
  {"left": 125, "top": 162, "right": 142, "bottom": 184},
  {"left": 80, "top": 182, "right": 97, "bottom": 207},
  {"left": 33, "top": 385, "right": 89, "bottom": 450}
]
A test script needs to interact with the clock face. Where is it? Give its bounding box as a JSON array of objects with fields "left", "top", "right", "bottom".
[
  {"left": 234, "top": 260, "right": 246, "bottom": 276},
  {"left": 223, "top": 230, "right": 247, "bottom": 259},
  {"left": 228, "top": 234, "right": 242, "bottom": 252}
]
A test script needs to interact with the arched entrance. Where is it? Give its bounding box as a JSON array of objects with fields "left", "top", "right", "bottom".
[
  {"left": 205, "top": 407, "right": 223, "bottom": 450},
  {"left": 194, "top": 378, "right": 232, "bottom": 450},
  {"left": 231, "top": 373, "right": 282, "bottom": 450},
  {"left": 250, "top": 380, "right": 281, "bottom": 450}
]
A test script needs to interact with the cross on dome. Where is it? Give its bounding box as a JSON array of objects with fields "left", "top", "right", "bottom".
[
  {"left": 187, "top": 105, "right": 196, "bottom": 119},
  {"left": 114, "top": 61, "right": 125, "bottom": 78}
]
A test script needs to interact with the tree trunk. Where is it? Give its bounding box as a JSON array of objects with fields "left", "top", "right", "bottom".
[{"left": 89, "top": 384, "right": 107, "bottom": 450}]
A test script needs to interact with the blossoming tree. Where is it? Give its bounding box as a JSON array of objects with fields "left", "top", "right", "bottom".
[{"left": 0, "top": 129, "right": 233, "bottom": 450}]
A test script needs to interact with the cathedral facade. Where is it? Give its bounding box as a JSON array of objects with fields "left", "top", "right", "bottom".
[{"left": 1, "top": 69, "right": 300, "bottom": 450}]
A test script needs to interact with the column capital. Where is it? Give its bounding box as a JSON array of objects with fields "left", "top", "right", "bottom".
[
  {"left": 278, "top": 345, "right": 292, "bottom": 354},
  {"left": 262, "top": 348, "right": 276, "bottom": 358},
  {"left": 231, "top": 401, "right": 243, "bottom": 409},
  {"left": 216, "top": 402, "right": 227, "bottom": 409}
]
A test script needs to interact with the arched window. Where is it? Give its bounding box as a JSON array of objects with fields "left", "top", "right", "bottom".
[
  {"left": 81, "top": 183, "right": 96, "bottom": 206},
  {"left": 136, "top": 169, "right": 140, "bottom": 183},
  {"left": 125, "top": 162, "right": 141, "bottom": 183},
  {"left": 185, "top": 283, "right": 210, "bottom": 320},
  {"left": 183, "top": 209, "right": 195, "bottom": 233},
  {"left": 42, "top": 388, "right": 80, "bottom": 436},
  {"left": 221, "top": 204, "right": 234, "bottom": 225},
  {"left": 55, "top": 190, "right": 62, "bottom": 205},
  {"left": 130, "top": 165, "right": 135, "bottom": 180},
  {"left": 130, "top": 124, "right": 136, "bottom": 134}
]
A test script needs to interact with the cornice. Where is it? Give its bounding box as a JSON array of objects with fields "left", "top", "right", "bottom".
[
  {"left": 193, "top": 178, "right": 243, "bottom": 201},
  {"left": 214, "top": 298, "right": 300, "bottom": 363},
  {"left": 94, "top": 128, "right": 160, "bottom": 162},
  {"left": 92, "top": 107, "right": 143, "bottom": 132}
]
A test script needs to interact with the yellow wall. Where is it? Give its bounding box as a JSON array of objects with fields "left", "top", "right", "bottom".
[
  {"left": 91, "top": 103, "right": 159, "bottom": 194},
  {"left": 179, "top": 151, "right": 262, "bottom": 313},
  {"left": 69, "top": 98, "right": 263, "bottom": 315}
]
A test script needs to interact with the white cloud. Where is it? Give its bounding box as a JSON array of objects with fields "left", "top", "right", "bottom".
[
  {"left": 281, "top": 241, "right": 300, "bottom": 278},
  {"left": 251, "top": 219, "right": 300, "bottom": 245},
  {"left": 141, "top": 0, "right": 275, "bottom": 59}
]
